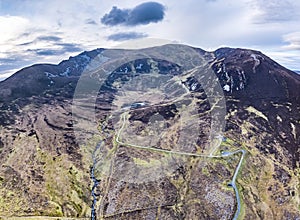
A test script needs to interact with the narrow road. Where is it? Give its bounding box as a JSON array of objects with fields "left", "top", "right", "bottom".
[
  {"left": 222, "top": 149, "right": 246, "bottom": 220},
  {"left": 115, "top": 112, "right": 246, "bottom": 220},
  {"left": 116, "top": 113, "right": 222, "bottom": 158}
]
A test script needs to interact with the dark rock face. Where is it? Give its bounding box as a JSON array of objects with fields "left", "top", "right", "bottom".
[
  {"left": 213, "top": 48, "right": 300, "bottom": 101},
  {"left": 210, "top": 48, "right": 300, "bottom": 168},
  {"left": 0, "top": 44, "right": 299, "bottom": 219}
]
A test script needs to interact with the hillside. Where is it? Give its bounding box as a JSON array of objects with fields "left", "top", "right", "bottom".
[{"left": 0, "top": 44, "right": 299, "bottom": 219}]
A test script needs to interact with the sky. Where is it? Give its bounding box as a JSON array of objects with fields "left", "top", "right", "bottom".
[{"left": 1, "top": 0, "right": 300, "bottom": 80}]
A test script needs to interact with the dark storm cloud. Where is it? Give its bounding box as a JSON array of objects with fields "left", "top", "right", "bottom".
[
  {"left": 101, "top": 6, "right": 129, "bottom": 26},
  {"left": 101, "top": 2, "right": 166, "bottom": 26},
  {"left": 107, "top": 32, "right": 148, "bottom": 41},
  {"left": 127, "top": 2, "right": 165, "bottom": 25}
]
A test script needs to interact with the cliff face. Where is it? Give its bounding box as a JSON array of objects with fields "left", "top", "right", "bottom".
[{"left": 0, "top": 44, "right": 299, "bottom": 219}]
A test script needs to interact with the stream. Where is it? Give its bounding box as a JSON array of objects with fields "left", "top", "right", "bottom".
[{"left": 91, "top": 141, "right": 102, "bottom": 220}]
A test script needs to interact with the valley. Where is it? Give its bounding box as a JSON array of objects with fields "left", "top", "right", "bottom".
[{"left": 0, "top": 44, "right": 299, "bottom": 219}]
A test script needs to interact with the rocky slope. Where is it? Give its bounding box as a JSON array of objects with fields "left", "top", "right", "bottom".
[{"left": 0, "top": 44, "right": 299, "bottom": 219}]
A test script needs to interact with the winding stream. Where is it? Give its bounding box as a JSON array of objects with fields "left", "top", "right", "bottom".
[{"left": 91, "top": 141, "right": 102, "bottom": 220}]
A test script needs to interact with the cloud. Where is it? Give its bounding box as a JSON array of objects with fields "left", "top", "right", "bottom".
[
  {"left": 16, "top": 34, "right": 83, "bottom": 55},
  {"left": 27, "top": 42, "right": 82, "bottom": 56},
  {"left": 282, "top": 32, "right": 300, "bottom": 50},
  {"left": 57, "top": 43, "right": 83, "bottom": 52},
  {"left": 107, "top": 32, "right": 148, "bottom": 41},
  {"left": 85, "top": 18, "right": 97, "bottom": 25},
  {"left": 265, "top": 50, "right": 300, "bottom": 70},
  {"left": 101, "top": 6, "right": 129, "bottom": 26},
  {"left": 0, "top": 53, "right": 33, "bottom": 80},
  {"left": 0, "top": 57, "right": 22, "bottom": 71},
  {"left": 18, "top": 41, "right": 33, "bottom": 46},
  {"left": 252, "top": 0, "right": 300, "bottom": 24},
  {"left": 36, "top": 36, "right": 62, "bottom": 42},
  {"left": 101, "top": 2, "right": 166, "bottom": 26},
  {"left": 16, "top": 35, "right": 63, "bottom": 47},
  {"left": 1, "top": 0, "right": 300, "bottom": 81},
  {"left": 0, "top": 15, "right": 30, "bottom": 43},
  {"left": 28, "top": 49, "right": 62, "bottom": 56}
]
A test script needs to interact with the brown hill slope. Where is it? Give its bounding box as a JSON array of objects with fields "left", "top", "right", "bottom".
[{"left": 0, "top": 44, "right": 299, "bottom": 219}]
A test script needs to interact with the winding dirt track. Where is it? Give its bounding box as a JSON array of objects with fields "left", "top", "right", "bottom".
[{"left": 112, "top": 111, "right": 246, "bottom": 219}]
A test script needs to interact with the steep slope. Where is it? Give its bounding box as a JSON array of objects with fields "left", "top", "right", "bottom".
[
  {"left": 212, "top": 47, "right": 300, "bottom": 167},
  {"left": 0, "top": 44, "right": 299, "bottom": 219}
]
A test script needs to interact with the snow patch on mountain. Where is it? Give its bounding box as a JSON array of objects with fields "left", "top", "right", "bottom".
[
  {"left": 59, "top": 67, "right": 71, "bottom": 77},
  {"left": 45, "top": 72, "right": 58, "bottom": 78},
  {"left": 223, "top": 84, "right": 230, "bottom": 92},
  {"left": 44, "top": 48, "right": 107, "bottom": 78},
  {"left": 250, "top": 54, "right": 261, "bottom": 73}
]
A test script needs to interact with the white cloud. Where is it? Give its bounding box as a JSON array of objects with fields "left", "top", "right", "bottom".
[
  {"left": 0, "top": 16, "right": 30, "bottom": 47},
  {"left": 282, "top": 32, "right": 300, "bottom": 50},
  {"left": 264, "top": 50, "right": 300, "bottom": 71},
  {"left": 250, "top": 0, "right": 300, "bottom": 24}
]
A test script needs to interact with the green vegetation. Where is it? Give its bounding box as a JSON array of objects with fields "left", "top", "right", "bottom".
[{"left": 132, "top": 157, "right": 161, "bottom": 168}]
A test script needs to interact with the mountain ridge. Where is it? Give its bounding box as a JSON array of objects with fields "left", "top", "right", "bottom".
[{"left": 1, "top": 45, "right": 299, "bottom": 102}]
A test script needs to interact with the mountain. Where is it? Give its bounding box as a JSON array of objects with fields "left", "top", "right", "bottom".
[{"left": 0, "top": 44, "right": 299, "bottom": 219}]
